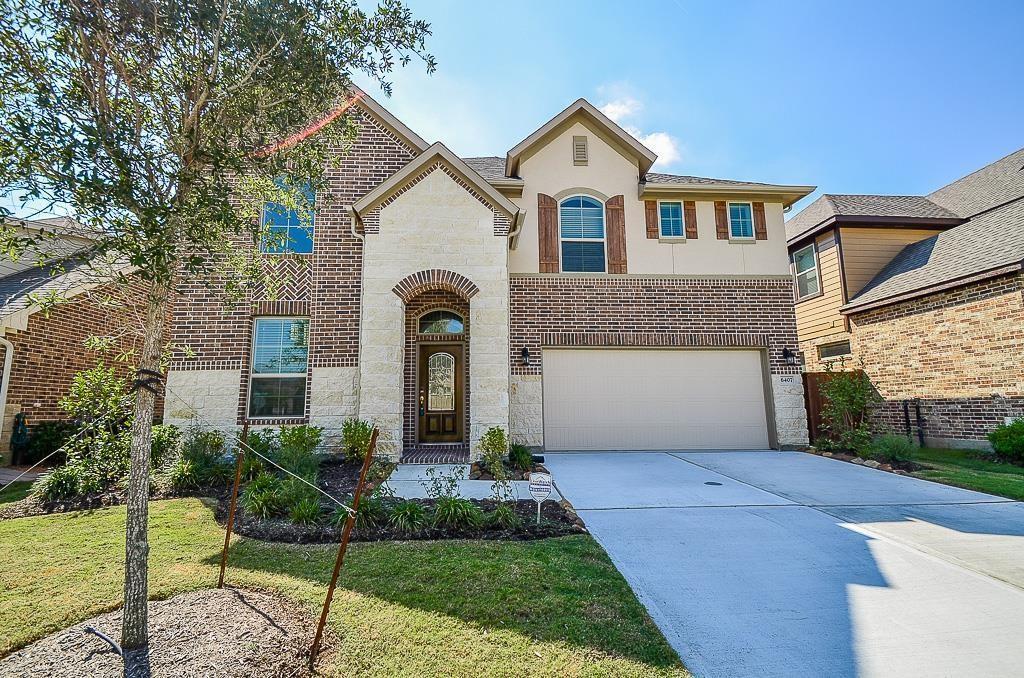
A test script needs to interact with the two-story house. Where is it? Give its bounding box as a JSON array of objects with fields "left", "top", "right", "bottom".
[
  {"left": 165, "top": 91, "right": 815, "bottom": 461},
  {"left": 787, "top": 147, "right": 1024, "bottom": 449}
]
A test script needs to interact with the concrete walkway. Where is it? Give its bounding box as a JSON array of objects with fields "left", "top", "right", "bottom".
[
  {"left": 385, "top": 463, "right": 561, "bottom": 501},
  {"left": 545, "top": 450, "right": 1024, "bottom": 678}
]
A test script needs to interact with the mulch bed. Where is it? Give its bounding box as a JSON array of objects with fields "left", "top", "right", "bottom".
[
  {"left": 222, "top": 497, "right": 586, "bottom": 544},
  {"left": 0, "top": 484, "right": 228, "bottom": 521},
  {"left": 0, "top": 588, "right": 322, "bottom": 677}
]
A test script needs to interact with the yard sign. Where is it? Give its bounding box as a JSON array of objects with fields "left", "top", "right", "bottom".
[{"left": 529, "top": 472, "right": 553, "bottom": 524}]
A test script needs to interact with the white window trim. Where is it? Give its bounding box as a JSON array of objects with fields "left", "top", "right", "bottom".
[
  {"left": 727, "top": 201, "right": 756, "bottom": 241},
  {"left": 793, "top": 242, "right": 821, "bottom": 300},
  {"left": 247, "top": 316, "right": 309, "bottom": 419},
  {"left": 258, "top": 198, "right": 316, "bottom": 256},
  {"left": 558, "top": 195, "right": 607, "bottom": 273},
  {"left": 657, "top": 200, "right": 686, "bottom": 241}
]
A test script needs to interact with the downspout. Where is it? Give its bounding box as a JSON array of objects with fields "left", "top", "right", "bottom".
[
  {"left": 0, "top": 333, "right": 14, "bottom": 454},
  {"left": 507, "top": 209, "right": 525, "bottom": 250}
]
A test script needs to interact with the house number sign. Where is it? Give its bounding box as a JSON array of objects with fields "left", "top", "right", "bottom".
[{"left": 529, "top": 472, "right": 553, "bottom": 524}]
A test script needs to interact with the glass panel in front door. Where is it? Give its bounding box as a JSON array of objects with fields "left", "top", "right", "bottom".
[{"left": 427, "top": 352, "right": 455, "bottom": 411}]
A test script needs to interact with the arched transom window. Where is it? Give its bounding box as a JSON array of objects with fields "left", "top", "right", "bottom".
[
  {"left": 419, "top": 310, "right": 464, "bottom": 334},
  {"left": 559, "top": 195, "right": 605, "bottom": 272}
]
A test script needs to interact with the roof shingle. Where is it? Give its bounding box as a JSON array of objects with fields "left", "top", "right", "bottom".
[{"left": 785, "top": 194, "right": 960, "bottom": 243}]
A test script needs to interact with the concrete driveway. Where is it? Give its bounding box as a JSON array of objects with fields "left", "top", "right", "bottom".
[{"left": 544, "top": 451, "right": 1024, "bottom": 678}]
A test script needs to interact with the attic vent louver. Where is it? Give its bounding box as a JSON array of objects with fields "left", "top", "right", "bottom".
[{"left": 572, "top": 135, "right": 588, "bottom": 165}]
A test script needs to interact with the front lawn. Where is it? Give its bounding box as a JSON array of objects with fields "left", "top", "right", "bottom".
[
  {"left": 0, "top": 498, "right": 686, "bottom": 676},
  {"left": 0, "top": 481, "right": 32, "bottom": 505},
  {"left": 910, "top": 448, "right": 1024, "bottom": 501}
]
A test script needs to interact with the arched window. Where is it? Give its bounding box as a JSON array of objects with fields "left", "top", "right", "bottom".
[
  {"left": 419, "top": 310, "right": 464, "bottom": 334},
  {"left": 559, "top": 195, "right": 605, "bottom": 272}
]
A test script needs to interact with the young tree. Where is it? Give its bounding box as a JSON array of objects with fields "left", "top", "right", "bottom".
[{"left": 0, "top": 0, "right": 433, "bottom": 649}]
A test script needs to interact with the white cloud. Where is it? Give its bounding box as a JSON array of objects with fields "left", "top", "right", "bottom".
[
  {"left": 598, "top": 92, "right": 683, "bottom": 169},
  {"left": 598, "top": 97, "right": 642, "bottom": 124}
]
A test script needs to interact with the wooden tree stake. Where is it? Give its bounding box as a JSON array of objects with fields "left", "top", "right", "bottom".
[
  {"left": 309, "top": 427, "right": 379, "bottom": 666},
  {"left": 218, "top": 422, "right": 249, "bottom": 589}
]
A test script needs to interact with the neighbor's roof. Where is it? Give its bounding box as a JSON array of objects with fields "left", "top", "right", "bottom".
[
  {"left": 785, "top": 194, "right": 962, "bottom": 244},
  {"left": 0, "top": 256, "right": 95, "bottom": 317},
  {"left": 842, "top": 198, "right": 1024, "bottom": 312},
  {"left": 927, "top": 147, "right": 1024, "bottom": 218}
]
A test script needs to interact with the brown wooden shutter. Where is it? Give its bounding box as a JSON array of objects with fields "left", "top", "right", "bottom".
[
  {"left": 714, "top": 201, "right": 729, "bottom": 239},
  {"left": 644, "top": 200, "right": 658, "bottom": 238},
  {"left": 605, "top": 195, "right": 627, "bottom": 274},
  {"left": 538, "top": 193, "right": 559, "bottom": 273},
  {"left": 753, "top": 201, "right": 767, "bottom": 240},
  {"left": 684, "top": 200, "right": 698, "bottom": 240}
]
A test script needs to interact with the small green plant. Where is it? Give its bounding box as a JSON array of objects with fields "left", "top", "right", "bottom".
[
  {"left": 240, "top": 472, "right": 283, "bottom": 519},
  {"left": 280, "top": 477, "right": 319, "bottom": 510},
  {"left": 988, "top": 418, "right": 1024, "bottom": 464},
  {"left": 176, "top": 427, "right": 233, "bottom": 487},
  {"left": 433, "top": 496, "right": 483, "bottom": 530},
  {"left": 150, "top": 424, "right": 181, "bottom": 469},
  {"left": 509, "top": 443, "right": 532, "bottom": 473},
  {"left": 866, "top": 434, "right": 917, "bottom": 464},
  {"left": 341, "top": 419, "right": 374, "bottom": 462},
  {"left": 420, "top": 464, "right": 464, "bottom": 501},
  {"left": 168, "top": 458, "right": 198, "bottom": 490},
  {"left": 480, "top": 427, "right": 515, "bottom": 504},
  {"left": 352, "top": 493, "right": 388, "bottom": 529},
  {"left": 34, "top": 464, "right": 80, "bottom": 501},
  {"left": 389, "top": 500, "right": 427, "bottom": 534},
  {"left": 240, "top": 428, "right": 278, "bottom": 479},
  {"left": 23, "top": 421, "right": 76, "bottom": 465},
  {"left": 488, "top": 502, "right": 520, "bottom": 530},
  {"left": 819, "top": 362, "right": 880, "bottom": 454},
  {"left": 275, "top": 425, "right": 322, "bottom": 481},
  {"left": 288, "top": 497, "right": 322, "bottom": 525}
]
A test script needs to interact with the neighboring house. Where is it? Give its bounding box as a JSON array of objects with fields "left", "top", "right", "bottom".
[
  {"left": 787, "top": 147, "right": 1024, "bottom": 449},
  {"left": 165, "top": 90, "right": 815, "bottom": 461},
  {"left": 0, "top": 218, "right": 150, "bottom": 463}
]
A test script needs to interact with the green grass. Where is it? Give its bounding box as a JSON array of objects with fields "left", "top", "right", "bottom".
[
  {"left": 0, "top": 498, "right": 686, "bottom": 676},
  {"left": 0, "top": 481, "right": 32, "bottom": 505},
  {"left": 910, "top": 448, "right": 1024, "bottom": 501}
]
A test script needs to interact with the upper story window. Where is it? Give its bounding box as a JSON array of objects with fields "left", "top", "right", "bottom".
[
  {"left": 659, "top": 201, "right": 684, "bottom": 237},
  {"left": 559, "top": 195, "right": 605, "bottom": 272},
  {"left": 419, "top": 310, "right": 464, "bottom": 334},
  {"left": 248, "top": 317, "right": 308, "bottom": 418},
  {"left": 261, "top": 181, "right": 315, "bottom": 254},
  {"left": 728, "top": 202, "right": 754, "bottom": 239},
  {"left": 793, "top": 243, "right": 821, "bottom": 299}
]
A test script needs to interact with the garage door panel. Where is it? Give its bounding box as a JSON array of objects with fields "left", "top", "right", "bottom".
[{"left": 543, "top": 349, "right": 770, "bottom": 451}]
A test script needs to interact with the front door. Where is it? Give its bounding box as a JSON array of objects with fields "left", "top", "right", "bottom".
[{"left": 418, "top": 344, "right": 464, "bottom": 443}]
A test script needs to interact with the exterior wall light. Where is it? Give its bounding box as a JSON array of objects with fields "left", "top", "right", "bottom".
[
  {"left": 782, "top": 347, "right": 798, "bottom": 366},
  {"left": 521, "top": 347, "right": 531, "bottom": 366}
]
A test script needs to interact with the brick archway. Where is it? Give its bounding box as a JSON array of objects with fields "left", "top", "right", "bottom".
[{"left": 392, "top": 269, "right": 480, "bottom": 303}]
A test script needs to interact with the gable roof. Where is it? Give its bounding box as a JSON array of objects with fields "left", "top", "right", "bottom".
[
  {"left": 504, "top": 99, "right": 658, "bottom": 178},
  {"left": 352, "top": 142, "right": 520, "bottom": 219},
  {"left": 927, "top": 147, "right": 1024, "bottom": 218},
  {"left": 786, "top": 194, "right": 962, "bottom": 244},
  {"left": 842, "top": 197, "right": 1024, "bottom": 312},
  {"left": 350, "top": 85, "right": 429, "bottom": 154}
]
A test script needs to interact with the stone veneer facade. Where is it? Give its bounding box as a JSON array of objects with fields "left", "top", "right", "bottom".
[
  {"left": 848, "top": 271, "right": 1024, "bottom": 448},
  {"left": 508, "top": 275, "right": 808, "bottom": 449}
]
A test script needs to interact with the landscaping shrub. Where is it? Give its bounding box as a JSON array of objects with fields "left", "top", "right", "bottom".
[
  {"left": 34, "top": 464, "right": 80, "bottom": 501},
  {"left": 240, "top": 472, "right": 283, "bottom": 519},
  {"left": 433, "top": 496, "right": 482, "bottom": 529},
  {"left": 352, "top": 493, "right": 388, "bottom": 529},
  {"left": 866, "top": 434, "right": 917, "bottom": 464},
  {"left": 340, "top": 418, "right": 374, "bottom": 462},
  {"left": 389, "top": 500, "right": 427, "bottom": 534},
  {"left": 988, "top": 418, "right": 1024, "bottom": 464},
  {"left": 488, "top": 502, "right": 520, "bottom": 530},
  {"left": 170, "top": 427, "right": 233, "bottom": 489},
  {"left": 23, "top": 421, "right": 76, "bottom": 466},
  {"left": 818, "top": 364, "right": 880, "bottom": 453},
  {"left": 58, "top": 362, "right": 133, "bottom": 424},
  {"left": 420, "top": 464, "right": 463, "bottom": 500},
  {"left": 240, "top": 428, "right": 277, "bottom": 479},
  {"left": 509, "top": 443, "right": 532, "bottom": 473},
  {"left": 276, "top": 425, "right": 322, "bottom": 481},
  {"left": 150, "top": 424, "right": 181, "bottom": 469},
  {"left": 479, "top": 426, "right": 514, "bottom": 503},
  {"left": 288, "top": 497, "right": 322, "bottom": 526}
]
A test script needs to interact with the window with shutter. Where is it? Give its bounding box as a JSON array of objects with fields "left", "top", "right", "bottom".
[{"left": 572, "top": 136, "right": 588, "bottom": 165}]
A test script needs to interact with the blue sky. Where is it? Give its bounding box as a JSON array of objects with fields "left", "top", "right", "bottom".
[{"left": 357, "top": 0, "right": 1024, "bottom": 213}]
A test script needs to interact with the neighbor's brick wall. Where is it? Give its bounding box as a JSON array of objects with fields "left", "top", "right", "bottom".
[
  {"left": 850, "top": 272, "right": 1024, "bottom": 444},
  {"left": 165, "top": 105, "right": 416, "bottom": 428},
  {"left": 1, "top": 279, "right": 155, "bottom": 461}
]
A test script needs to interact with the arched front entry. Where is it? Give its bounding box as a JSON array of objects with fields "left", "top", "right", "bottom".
[{"left": 402, "top": 288, "right": 471, "bottom": 450}]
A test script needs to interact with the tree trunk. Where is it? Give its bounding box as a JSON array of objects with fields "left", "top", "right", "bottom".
[{"left": 121, "top": 278, "right": 169, "bottom": 651}]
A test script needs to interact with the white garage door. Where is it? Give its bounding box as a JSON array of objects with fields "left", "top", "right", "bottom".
[{"left": 542, "top": 349, "right": 770, "bottom": 451}]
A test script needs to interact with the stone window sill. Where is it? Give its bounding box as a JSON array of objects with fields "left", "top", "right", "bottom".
[{"left": 658, "top": 236, "right": 687, "bottom": 244}]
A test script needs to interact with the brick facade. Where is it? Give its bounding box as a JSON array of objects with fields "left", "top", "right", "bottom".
[
  {"left": 1, "top": 280, "right": 153, "bottom": 462},
  {"left": 849, "top": 272, "right": 1024, "bottom": 446}
]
